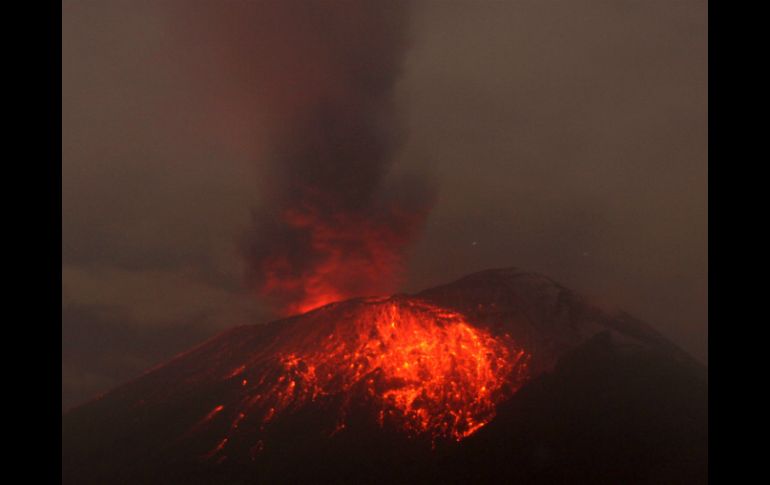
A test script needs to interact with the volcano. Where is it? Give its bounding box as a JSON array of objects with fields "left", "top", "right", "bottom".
[{"left": 62, "top": 268, "right": 707, "bottom": 484}]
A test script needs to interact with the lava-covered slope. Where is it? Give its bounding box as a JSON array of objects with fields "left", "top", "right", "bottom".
[{"left": 62, "top": 268, "right": 707, "bottom": 484}]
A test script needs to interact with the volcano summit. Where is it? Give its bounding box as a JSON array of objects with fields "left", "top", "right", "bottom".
[{"left": 63, "top": 268, "right": 707, "bottom": 484}]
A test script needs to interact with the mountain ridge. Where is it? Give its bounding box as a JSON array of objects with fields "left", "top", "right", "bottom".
[{"left": 63, "top": 267, "right": 707, "bottom": 484}]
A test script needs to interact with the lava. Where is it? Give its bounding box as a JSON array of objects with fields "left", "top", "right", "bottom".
[
  {"left": 200, "top": 298, "right": 530, "bottom": 458},
  {"left": 269, "top": 301, "right": 528, "bottom": 441}
]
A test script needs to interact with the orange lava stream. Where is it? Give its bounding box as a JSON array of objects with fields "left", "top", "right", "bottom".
[{"left": 253, "top": 300, "right": 530, "bottom": 442}]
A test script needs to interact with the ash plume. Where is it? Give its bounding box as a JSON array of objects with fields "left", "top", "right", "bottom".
[
  {"left": 167, "top": 1, "right": 432, "bottom": 315},
  {"left": 260, "top": 4, "right": 433, "bottom": 316}
]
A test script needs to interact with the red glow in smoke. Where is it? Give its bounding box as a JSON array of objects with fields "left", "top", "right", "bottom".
[{"left": 258, "top": 205, "right": 427, "bottom": 315}]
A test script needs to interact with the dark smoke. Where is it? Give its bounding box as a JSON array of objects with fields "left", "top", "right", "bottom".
[
  {"left": 166, "top": 1, "right": 432, "bottom": 315},
  {"left": 242, "top": 1, "right": 433, "bottom": 315}
]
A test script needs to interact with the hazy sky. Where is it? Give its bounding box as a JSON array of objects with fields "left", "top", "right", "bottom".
[{"left": 62, "top": 0, "right": 707, "bottom": 411}]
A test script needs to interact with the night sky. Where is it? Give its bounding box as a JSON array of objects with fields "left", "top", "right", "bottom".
[{"left": 62, "top": 0, "right": 707, "bottom": 412}]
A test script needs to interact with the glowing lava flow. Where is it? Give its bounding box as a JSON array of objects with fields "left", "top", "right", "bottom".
[{"left": 202, "top": 299, "right": 530, "bottom": 457}]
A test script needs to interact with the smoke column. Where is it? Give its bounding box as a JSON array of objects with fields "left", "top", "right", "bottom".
[
  {"left": 246, "top": 1, "right": 431, "bottom": 315},
  {"left": 168, "top": 1, "right": 432, "bottom": 315}
]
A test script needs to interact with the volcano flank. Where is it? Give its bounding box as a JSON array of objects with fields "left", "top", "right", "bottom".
[{"left": 62, "top": 268, "right": 707, "bottom": 484}]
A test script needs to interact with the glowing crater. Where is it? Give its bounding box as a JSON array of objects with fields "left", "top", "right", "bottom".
[
  {"left": 284, "top": 303, "right": 527, "bottom": 440},
  {"left": 199, "top": 299, "right": 530, "bottom": 460}
]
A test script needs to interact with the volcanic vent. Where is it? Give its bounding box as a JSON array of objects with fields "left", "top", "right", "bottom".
[{"left": 63, "top": 269, "right": 707, "bottom": 485}]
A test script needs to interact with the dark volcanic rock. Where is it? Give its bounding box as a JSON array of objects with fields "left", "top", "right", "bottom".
[
  {"left": 417, "top": 268, "right": 698, "bottom": 375},
  {"left": 62, "top": 268, "right": 707, "bottom": 484}
]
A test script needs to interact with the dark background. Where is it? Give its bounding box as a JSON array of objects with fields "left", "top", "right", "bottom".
[{"left": 62, "top": 0, "right": 707, "bottom": 412}]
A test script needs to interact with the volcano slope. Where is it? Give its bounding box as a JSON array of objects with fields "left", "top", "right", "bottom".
[{"left": 62, "top": 268, "right": 707, "bottom": 484}]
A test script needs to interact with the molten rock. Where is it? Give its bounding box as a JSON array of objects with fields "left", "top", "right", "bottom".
[
  {"left": 225, "top": 299, "right": 529, "bottom": 447},
  {"left": 62, "top": 269, "right": 707, "bottom": 484}
]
